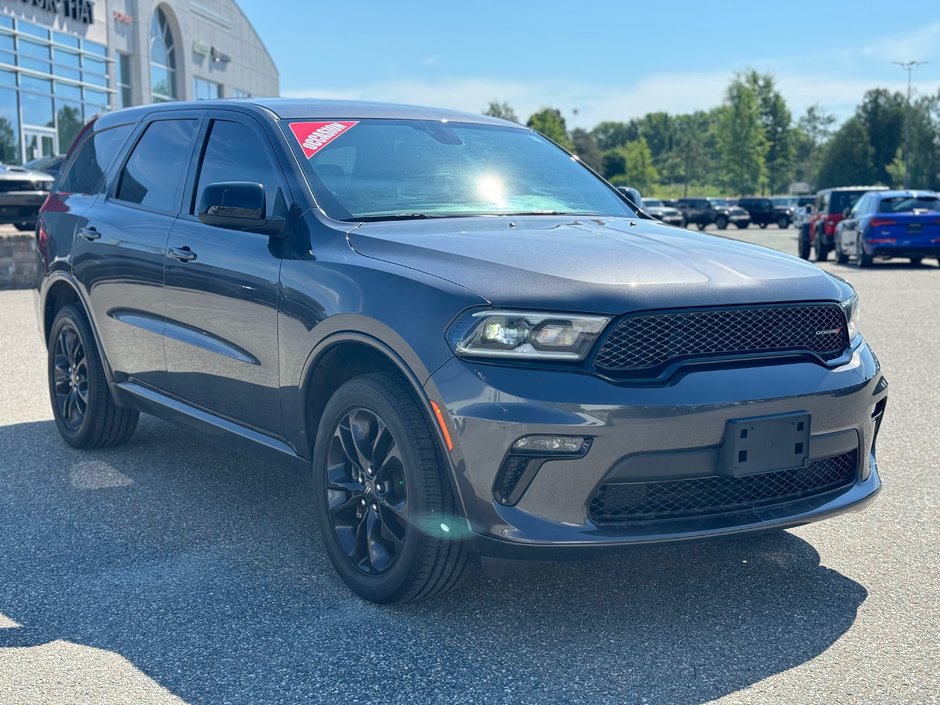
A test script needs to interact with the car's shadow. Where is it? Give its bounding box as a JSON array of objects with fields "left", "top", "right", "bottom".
[{"left": 0, "top": 417, "right": 867, "bottom": 705}]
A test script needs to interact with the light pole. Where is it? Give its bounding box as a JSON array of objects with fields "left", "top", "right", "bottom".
[{"left": 892, "top": 60, "right": 928, "bottom": 188}]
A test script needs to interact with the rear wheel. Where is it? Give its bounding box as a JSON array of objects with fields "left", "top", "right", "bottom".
[
  {"left": 697, "top": 223, "right": 706, "bottom": 231},
  {"left": 759, "top": 222, "right": 768, "bottom": 229},
  {"left": 736, "top": 221, "right": 749, "bottom": 229},
  {"left": 14, "top": 222, "right": 34, "bottom": 232},
  {"left": 312, "top": 373, "right": 469, "bottom": 603},
  {"left": 48, "top": 305, "right": 139, "bottom": 449},
  {"left": 855, "top": 236, "right": 872, "bottom": 268},
  {"left": 778, "top": 216, "right": 789, "bottom": 229},
  {"left": 798, "top": 225, "right": 811, "bottom": 260},
  {"left": 835, "top": 239, "right": 848, "bottom": 264}
]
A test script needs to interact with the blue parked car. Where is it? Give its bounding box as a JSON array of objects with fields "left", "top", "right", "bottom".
[{"left": 835, "top": 189, "right": 940, "bottom": 267}]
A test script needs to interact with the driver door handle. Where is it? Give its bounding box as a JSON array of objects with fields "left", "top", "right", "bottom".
[{"left": 168, "top": 246, "right": 197, "bottom": 262}]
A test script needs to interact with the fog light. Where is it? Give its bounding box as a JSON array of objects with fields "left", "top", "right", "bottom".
[{"left": 512, "top": 435, "right": 586, "bottom": 453}]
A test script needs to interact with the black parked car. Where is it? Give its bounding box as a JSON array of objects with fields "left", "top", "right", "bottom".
[
  {"left": 677, "top": 197, "right": 750, "bottom": 229},
  {"left": 35, "top": 100, "right": 886, "bottom": 603},
  {"left": 738, "top": 196, "right": 792, "bottom": 229}
]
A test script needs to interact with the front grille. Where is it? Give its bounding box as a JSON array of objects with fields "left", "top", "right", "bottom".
[
  {"left": 0, "top": 180, "right": 38, "bottom": 192},
  {"left": 589, "top": 451, "right": 857, "bottom": 525},
  {"left": 594, "top": 304, "right": 848, "bottom": 375}
]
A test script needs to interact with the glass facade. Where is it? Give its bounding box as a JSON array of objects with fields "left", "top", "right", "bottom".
[
  {"left": 150, "top": 9, "right": 176, "bottom": 103},
  {"left": 193, "top": 77, "right": 221, "bottom": 100},
  {"left": 0, "top": 13, "right": 115, "bottom": 163}
]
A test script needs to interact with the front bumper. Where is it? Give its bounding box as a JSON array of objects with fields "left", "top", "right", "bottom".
[
  {"left": 427, "top": 341, "right": 886, "bottom": 557},
  {"left": 0, "top": 192, "right": 47, "bottom": 224}
]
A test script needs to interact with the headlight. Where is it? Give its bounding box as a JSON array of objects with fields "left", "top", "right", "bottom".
[
  {"left": 449, "top": 310, "right": 610, "bottom": 360},
  {"left": 841, "top": 293, "right": 860, "bottom": 340}
]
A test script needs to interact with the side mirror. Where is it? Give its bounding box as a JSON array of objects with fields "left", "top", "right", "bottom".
[
  {"left": 842, "top": 207, "right": 852, "bottom": 218},
  {"left": 619, "top": 186, "right": 642, "bottom": 209},
  {"left": 197, "top": 181, "right": 287, "bottom": 237}
]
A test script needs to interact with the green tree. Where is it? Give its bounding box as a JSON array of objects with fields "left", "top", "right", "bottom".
[
  {"left": 601, "top": 147, "right": 626, "bottom": 179},
  {"left": 591, "top": 120, "right": 639, "bottom": 151},
  {"left": 817, "top": 117, "right": 876, "bottom": 188},
  {"left": 744, "top": 70, "right": 794, "bottom": 193},
  {"left": 794, "top": 105, "right": 837, "bottom": 188},
  {"left": 570, "top": 127, "right": 603, "bottom": 172},
  {"left": 618, "top": 138, "right": 659, "bottom": 190},
  {"left": 484, "top": 101, "right": 518, "bottom": 123},
  {"left": 526, "top": 107, "right": 572, "bottom": 150},
  {"left": 715, "top": 75, "right": 767, "bottom": 195},
  {"left": 856, "top": 88, "right": 906, "bottom": 184}
]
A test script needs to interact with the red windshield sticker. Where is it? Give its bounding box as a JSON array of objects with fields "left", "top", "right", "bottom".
[{"left": 289, "top": 121, "right": 358, "bottom": 159}]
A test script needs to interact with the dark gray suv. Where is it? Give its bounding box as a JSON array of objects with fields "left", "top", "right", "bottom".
[{"left": 35, "top": 99, "right": 887, "bottom": 603}]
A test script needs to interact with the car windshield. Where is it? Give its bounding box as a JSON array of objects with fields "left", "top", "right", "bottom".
[
  {"left": 708, "top": 198, "right": 729, "bottom": 206},
  {"left": 286, "top": 119, "right": 636, "bottom": 221},
  {"left": 831, "top": 191, "right": 867, "bottom": 212},
  {"left": 643, "top": 199, "right": 663, "bottom": 208},
  {"left": 772, "top": 197, "right": 796, "bottom": 206},
  {"left": 877, "top": 195, "right": 940, "bottom": 213}
]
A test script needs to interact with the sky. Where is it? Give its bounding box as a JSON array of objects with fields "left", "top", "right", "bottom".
[{"left": 236, "top": 0, "right": 940, "bottom": 129}]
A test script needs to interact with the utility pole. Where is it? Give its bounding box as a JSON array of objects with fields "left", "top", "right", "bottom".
[{"left": 892, "top": 60, "right": 928, "bottom": 188}]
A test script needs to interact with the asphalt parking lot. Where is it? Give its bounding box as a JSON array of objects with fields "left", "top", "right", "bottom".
[{"left": 0, "top": 225, "right": 937, "bottom": 705}]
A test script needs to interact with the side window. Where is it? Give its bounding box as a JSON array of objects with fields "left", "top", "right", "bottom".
[
  {"left": 116, "top": 119, "right": 199, "bottom": 212},
  {"left": 193, "top": 120, "right": 285, "bottom": 218},
  {"left": 819, "top": 192, "right": 829, "bottom": 213},
  {"left": 57, "top": 124, "right": 134, "bottom": 195}
]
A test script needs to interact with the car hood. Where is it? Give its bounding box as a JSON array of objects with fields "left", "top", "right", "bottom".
[
  {"left": 0, "top": 165, "right": 54, "bottom": 182},
  {"left": 347, "top": 216, "right": 847, "bottom": 314}
]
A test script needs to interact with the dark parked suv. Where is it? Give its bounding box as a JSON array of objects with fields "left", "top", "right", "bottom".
[
  {"left": 35, "top": 99, "right": 887, "bottom": 603},
  {"left": 677, "top": 197, "right": 750, "bottom": 229},
  {"left": 738, "top": 197, "right": 792, "bottom": 229}
]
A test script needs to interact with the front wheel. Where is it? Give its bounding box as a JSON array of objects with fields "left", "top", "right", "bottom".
[
  {"left": 716, "top": 216, "right": 728, "bottom": 230},
  {"left": 312, "top": 373, "right": 469, "bottom": 603},
  {"left": 910, "top": 257, "right": 923, "bottom": 266},
  {"left": 48, "top": 305, "right": 139, "bottom": 448},
  {"left": 736, "top": 221, "right": 750, "bottom": 229},
  {"left": 778, "top": 216, "right": 790, "bottom": 229}
]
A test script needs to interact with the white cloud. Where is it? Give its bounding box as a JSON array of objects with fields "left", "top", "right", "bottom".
[
  {"left": 859, "top": 21, "right": 940, "bottom": 63},
  {"left": 284, "top": 69, "right": 934, "bottom": 129}
]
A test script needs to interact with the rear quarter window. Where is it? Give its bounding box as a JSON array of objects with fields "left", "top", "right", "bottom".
[{"left": 57, "top": 123, "right": 134, "bottom": 195}]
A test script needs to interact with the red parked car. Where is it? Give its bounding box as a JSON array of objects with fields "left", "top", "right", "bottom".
[{"left": 801, "top": 186, "right": 888, "bottom": 261}]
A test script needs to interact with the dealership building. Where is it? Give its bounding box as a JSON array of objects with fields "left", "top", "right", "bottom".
[{"left": 0, "top": 0, "right": 278, "bottom": 164}]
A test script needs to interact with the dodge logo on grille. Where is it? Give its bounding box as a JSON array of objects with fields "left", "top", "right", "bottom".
[{"left": 816, "top": 327, "right": 843, "bottom": 336}]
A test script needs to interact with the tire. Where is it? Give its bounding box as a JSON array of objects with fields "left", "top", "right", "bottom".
[
  {"left": 736, "top": 221, "right": 749, "bottom": 229},
  {"left": 835, "top": 241, "right": 848, "bottom": 264},
  {"left": 48, "top": 305, "right": 139, "bottom": 449},
  {"left": 680, "top": 217, "right": 688, "bottom": 228},
  {"left": 716, "top": 216, "right": 728, "bottom": 230},
  {"left": 697, "top": 223, "right": 706, "bottom": 231},
  {"left": 14, "top": 222, "right": 34, "bottom": 232},
  {"left": 855, "top": 236, "right": 872, "bottom": 268},
  {"left": 910, "top": 257, "right": 923, "bottom": 266},
  {"left": 778, "top": 216, "right": 789, "bottom": 229},
  {"left": 312, "top": 373, "right": 469, "bottom": 603},
  {"left": 759, "top": 222, "right": 768, "bottom": 229},
  {"left": 798, "top": 233, "right": 810, "bottom": 260}
]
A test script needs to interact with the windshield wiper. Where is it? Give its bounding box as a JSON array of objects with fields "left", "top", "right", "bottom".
[{"left": 345, "top": 213, "right": 469, "bottom": 222}]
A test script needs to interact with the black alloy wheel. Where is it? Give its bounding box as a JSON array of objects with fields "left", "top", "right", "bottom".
[
  {"left": 325, "top": 407, "right": 409, "bottom": 575},
  {"left": 47, "top": 305, "right": 138, "bottom": 449},
  {"left": 716, "top": 215, "right": 728, "bottom": 229},
  {"left": 313, "top": 373, "right": 469, "bottom": 603},
  {"left": 52, "top": 324, "right": 88, "bottom": 433}
]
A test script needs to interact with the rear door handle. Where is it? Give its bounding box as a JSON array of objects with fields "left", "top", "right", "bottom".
[
  {"left": 168, "top": 246, "right": 197, "bottom": 262},
  {"left": 78, "top": 227, "right": 100, "bottom": 241}
]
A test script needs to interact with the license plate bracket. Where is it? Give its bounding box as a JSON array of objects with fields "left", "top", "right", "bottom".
[{"left": 718, "top": 412, "right": 811, "bottom": 477}]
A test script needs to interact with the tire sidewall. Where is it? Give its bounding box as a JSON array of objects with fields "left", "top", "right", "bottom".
[
  {"left": 48, "top": 306, "right": 99, "bottom": 446},
  {"left": 312, "top": 376, "right": 440, "bottom": 602}
]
